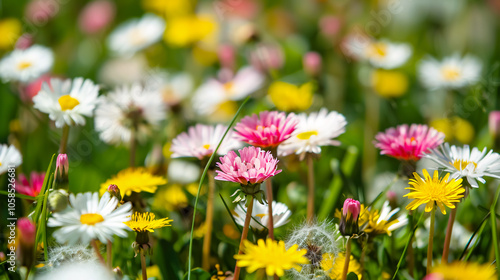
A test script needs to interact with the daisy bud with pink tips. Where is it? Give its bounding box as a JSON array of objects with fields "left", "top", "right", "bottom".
[
  {"left": 215, "top": 146, "right": 281, "bottom": 205},
  {"left": 234, "top": 111, "right": 299, "bottom": 149}
]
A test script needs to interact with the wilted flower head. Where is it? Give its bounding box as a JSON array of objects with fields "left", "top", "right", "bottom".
[
  {"left": 234, "top": 111, "right": 299, "bottom": 148},
  {"left": 16, "top": 171, "right": 44, "bottom": 197},
  {"left": 374, "top": 124, "right": 444, "bottom": 161}
]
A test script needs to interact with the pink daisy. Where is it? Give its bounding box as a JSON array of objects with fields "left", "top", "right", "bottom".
[
  {"left": 234, "top": 111, "right": 298, "bottom": 148},
  {"left": 215, "top": 146, "right": 281, "bottom": 185},
  {"left": 374, "top": 124, "right": 444, "bottom": 161},
  {"left": 170, "top": 124, "right": 241, "bottom": 160},
  {"left": 16, "top": 172, "right": 45, "bottom": 197}
]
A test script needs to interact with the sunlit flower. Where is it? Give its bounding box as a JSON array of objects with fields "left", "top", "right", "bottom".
[
  {"left": 371, "top": 69, "right": 409, "bottom": 98},
  {"left": 0, "top": 144, "right": 22, "bottom": 174},
  {"left": 430, "top": 117, "right": 475, "bottom": 144},
  {"left": 94, "top": 84, "right": 166, "bottom": 145},
  {"left": 16, "top": 172, "right": 45, "bottom": 197},
  {"left": 268, "top": 81, "right": 314, "bottom": 112},
  {"left": 99, "top": 168, "right": 167, "bottom": 197},
  {"left": 153, "top": 183, "right": 198, "bottom": 211},
  {"left": 405, "top": 169, "right": 464, "bottom": 214},
  {"left": 107, "top": 14, "right": 165, "bottom": 56},
  {"left": 0, "top": 44, "right": 53, "bottom": 83},
  {"left": 124, "top": 212, "right": 172, "bottom": 232},
  {"left": 418, "top": 54, "right": 482, "bottom": 90},
  {"left": 142, "top": 0, "right": 191, "bottom": 18},
  {"left": 359, "top": 201, "right": 408, "bottom": 236},
  {"left": 215, "top": 146, "right": 281, "bottom": 185},
  {"left": 170, "top": 124, "right": 241, "bottom": 160},
  {"left": 278, "top": 108, "right": 347, "bottom": 160},
  {"left": 320, "top": 252, "right": 362, "bottom": 280},
  {"left": 233, "top": 200, "right": 291, "bottom": 231},
  {"left": 164, "top": 14, "right": 216, "bottom": 47},
  {"left": 192, "top": 66, "right": 264, "bottom": 117},
  {"left": 0, "top": 18, "right": 22, "bottom": 49},
  {"left": 234, "top": 111, "right": 298, "bottom": 148},
  {"left": 374, "top": 124, "right": 445, "bottom": 161},
  {"left": 234, "top": 239, "right": 308, "bottom": 277},
  {"left": 343, "top": 36, "right": 411, "bottom": 69},
  {"left": 425, "top": 262, "right": 496, "bottom": 280},
  {"left": 33, "top": 78, "right": 100, "bottom": 128},
  {"left": 426, "top": 143, "right": 500, "bottom": 188},
  {"left": 144, "top": 70, "right": 193, "bottom": 107},
  {"left": 48, "top": 192, "right": 132, "bottom": 244}
]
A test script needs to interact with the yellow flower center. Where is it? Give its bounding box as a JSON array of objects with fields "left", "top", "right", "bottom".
[
  {"left": 256, "top": 213, "right": 267, "bottom": 218},
  {"left": 369, "top": 42, "right": 387, "bottom": 57},
  {"left": 58, "top": 95, "right": 80, "bottom": 111},
  {"left": 80, "top": 213, "right": 104, "bottom": 225},
  {"left": 129, "top": 28, "right": 147, "bottom": 46},
  {"left": 297, "top": 130, "right": 318, "bottom": 140},
  {"left": 451, "top": 160, "right": 477, "bottom": 171},
  {"left": 223, "top": 82, "right": 235, "bottom": 95},
  {"left": 17, "top": 61, "right": 32, "bottom": 70},
  {"left": 0, "top": 162, "right": 2, "bottom": 167},
  {"left": 441, "top": 67, "right": 460, "bottom": 81},
  {"left": 256, "top": 125, "right": 266, "bottom": 131},
  {"left": 202, "top": 144, "right": 211, "bottom": 149}
]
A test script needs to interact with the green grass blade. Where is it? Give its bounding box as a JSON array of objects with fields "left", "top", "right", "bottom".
[
  {"left": 219, "top": 193, "right": 243, "bottom": 234},
  {"left": 0, "top": 190, "right": 46, "bottom": 200},
  {"left": 459, "top": 212, "right": 489, "bottom": 260},
  {"left": 187, "top": 97, "right": 250, "bottom": 280},
  {"left": 392, "top": 211, "right": 424, "bottom": 280},
  {"left": 464, "top": 216, "right": 488, "bottom": 261},
  {"left": 33, "top": 154, "right": 56, "bottom": 223},
  {"left": 490, "top": 185, "right": 500, "bottom": 273}
]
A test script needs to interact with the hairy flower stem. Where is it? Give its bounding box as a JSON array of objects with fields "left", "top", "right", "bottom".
[
  {"left": 90, "top": 239, "right": 105, "bottom": 264},
  {"left": 306, "top": 153, "right": 315, "bottom": 224},
  {"left": 107, "top": 240, "right": 112, "bottom": 268},
  {"left": 59, "top": 125, "right": 69, "bottom": 154},
  {"left": 427, "top": 207, "right": 436, "bottom": 274},
  {"left": 140, "top": 249, "right": 147, "bottom": 280},
  {"left": 233, "top": 195, "right": 254, "bottom": 280},
  {"left": 442, "top": 206, "right": 457, "bottom": 263},
  {"left": 265, "top": 179, "right": 275, "bottom": 240},
  {"left": 341, "top": 238, "right": 352, "bottom": 280},
  {"left": 202, "top": 170, "right": 216, "bottom": 271}
]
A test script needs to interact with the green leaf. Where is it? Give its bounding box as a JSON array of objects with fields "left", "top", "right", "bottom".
[
  {"left": 154, "top": 239, "right": 183, "bottom": 280},
  {"left": 33, "top": 154, "right": 56, "bottom": 223},
  {"left": 182, "top": 268, "right": 211, "bottom": 280},
  {"left": 347, "top": 272, "right": 359, "bottom": 280},
  {"left": 187, "top": 97, "right": 250, "bottom": 280},
  {"left": 219, "top": 193, "right": 243, "bottom": 234},
  {"left": 459, "top": 212, "right": 489, "bottom": 260},
  {"left": 392, "top": 211, "right": 424, "bottom": 280},
  {"left": 0, "top": 190, "right": 45, "bottom": 200}
]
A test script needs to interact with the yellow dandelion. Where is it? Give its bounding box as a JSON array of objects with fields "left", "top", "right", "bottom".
[
  {"left": 430, "top": 262, "right": 496, "bottom": 280},
  {"left": 320, "top": 252, "right": 362, "bottom": 280},
  {"left": 430, "top": 117, "right": 475, "bottom": 144},
  {"left": 370, "top": 69, "right": 408, "bottom": 98},
  {"left": 100, "top": 168, "right": 167, "bottom": 197},
  {"left": 0, "top": 18, "right": 22, "bottom": 50},
  {"left": 124, "top": 212, "right": 172, "bottom": 233},
  {"left": 268, "top": 81, "right": 314, "bottom": 112},
  {"left": 404, "top": 169, "right": 464, "bottom": 215},
  {"left": 234, "top": 239, "right": 308, "bottom": 277},
  {"left": 164, "top": 15, "right": 217, "bottom": 47},
  {"left": 153, "top": 183, "right": 198, "bottom": 211}
]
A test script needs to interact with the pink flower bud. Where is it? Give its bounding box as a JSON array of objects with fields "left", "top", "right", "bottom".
[
  {"left": 319, "top": 16, "right": 341, "bottom": 37},
  {"left": 249, "top": 43, "right": 284, "bottom": 72},
  {"left": 218, "top": 44, "right": 236, "bottom": 70},
  {"left": 56, "top": 154, "right": 69, "bottom": 177},
  {"left": 15, "top": 34, "right": 33, "bottom": 50},
  {"left": 78, "top": 0, "right": 116, "bottom": 34},
  {"left": 107, "top": 184, "right": 122, "bottom": 201},
  {"left": 17, "top": 218, "right": 36, "bottom": 247},
  {"left": 343, "top": 198, "right": 361, "bottom": 221},
  {"left": 303, "top": 52, "right": 322, "bottom": 76},
  {"left": 423, "top": 273, "right": 444, "bottom": 280},
  {"left": 489, "top": 111, "right": 500, "bottom": 137},
  {"left": 25, "top": 0, "right": 60, "bottom": 25}
]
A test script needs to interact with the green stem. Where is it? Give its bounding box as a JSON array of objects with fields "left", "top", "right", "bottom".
[
  {"left": 306, "top": 154, "right": 315, "bottom": 223},
  {"left": 490, "top": 186, "right": 500, "bottom": 273},
  {"left": 59, "top": 125, "right": 69, "bottom": 154},
  {"left": 141, "top": 249, "right": 147, "bottom": 280},
  {"left": 233, "top": 195, "right": 254, "bottom": 280},
  {"left": 427, "top": 207, "right": 436, "bottom": 274},
  {"left": 265, "top": 179, "right": 275, "bottom": 240},
  {"left": 442, "top": 206, "right": 457, "bottom": 264},
  {"left": 107, "top": 240, "right": 112, "bottom": 268},
  {"left": 202, "top": 170, "right": 216, "bottom": 270},
  {"left": 341, "top": 238, "right": 352, "bottom": 280}
]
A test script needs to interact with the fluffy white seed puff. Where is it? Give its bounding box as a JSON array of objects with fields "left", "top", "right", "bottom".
[
  {"left": 418, "top": 54, "right": 482, "bottom": 90},
  {"left": 48, "top": 192, "right": 132, "bottom": 245},
  {"left": 0, "top": 144, "right": 22, "bottom": 174},
  {"left": 107, "top": 14, "right": 165, "bottom": 57},
  {"left": 278, "top": 108, "right": 347, "bottom": 160},
  {"left": 37, "top": 261, "right": 114, "bottom": 280},
  {"left": 33, "top": 78, "right": 100, "bottom": 128},
  {"left": 426, "top": 143, "right": 500, "bottom": 188},
  {"left": 94, "top": 84, "right": 166, "bottom": 145},
  {"left": 343, "top": 36, "right": 412, "bottom": 69},
  {"left": 233, "top": 200, "right": 291, "bottom": 231},
  {"left": 0, "top": 45, "right": 54, "bottom": 83}
]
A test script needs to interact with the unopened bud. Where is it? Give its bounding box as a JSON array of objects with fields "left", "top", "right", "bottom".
[
  {"left": 107, "top": 184, "right": 122, "bottom": 202},
  {"left": 16, "top": 218, "right": 36, "bottom": 268},
  {"left": 48, "top": 189, "right": 69, "bottom": 212},
  {"left": 218, "top": 44, "right": 236, "bottom": 70},
  {"left": 489, "top": 111, "right": 500, "bottom": 149},
  {"left": 303, "top": 52, "right": 322, "bottom": 77},
  {"left": 339, "top": 198, "right": 360, "bottom": 236},
  {"left": 54, "top": 154, "right": 69, "bottom": 190}
]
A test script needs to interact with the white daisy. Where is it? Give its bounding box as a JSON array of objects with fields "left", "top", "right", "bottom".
[
  {"left": 47, "top": 192, "right": 132, "bottom": 245},
  {"left": 94, "top": 84, "right": 166, "bottom": 145},
  {"left": 145, "top": 70, "right": 193, "bottom": 106},
  {"left": 192, "top": 66, "right": 264, "bottom": 116},
  {"left": 170, "top": 124, "right": 241, "bottom": 160},
  {"left": 426, "top": 143, "right": 500, "bottom": 188},
  {"left": 418, "top": 54, "right": 482, "bottom": 90},
  {"left": 278, "top": 108, "right": 347, "bottom": 160},
  {"left": 107, "top": 14, "right": 165, "bottom": 57},
  {"left": 32, "top": 78, "right": 100, "bottom": 128},
  {"left": 0, "top": 144, "right": 22, "bottom": 174},
  {"left": 363, "top": 200, "right": 408, "bottom": 234},
  {"left": 342, "top": 36, "right": 411, "bottom": 69},
  {"left": 0, "top": 44, "right": 54, "bottom": 83},
  {"left": 233, "top": 200, "right": 291, "bottom": 231}
]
